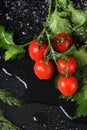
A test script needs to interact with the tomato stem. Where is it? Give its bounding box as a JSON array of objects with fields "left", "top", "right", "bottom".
[
  {"left": 22, "top": 42, "right": 31, "bottom": 47},
  {"left": 46, "top": 0, "right": 52, "bottom": 26},
  {"left": 37, "top": 27, "right": 46, "bottom": 40},
  {"left": 55, "top": 0, "right": 58, "bottom": 11},
  {"left": 46, "top": 31, "right": 57, "bottom": 64}
]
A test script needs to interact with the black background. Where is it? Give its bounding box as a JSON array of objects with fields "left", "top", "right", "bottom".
[{"left": 0, "top": 0, "right": 87, "bottom": 129}]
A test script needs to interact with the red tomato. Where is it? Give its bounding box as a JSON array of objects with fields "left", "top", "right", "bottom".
[
  {"left": 28, "top": 39, "right": 48, "bottom": 61},
  {"left": 34, "top": 60, "right": 55, "bottom": 80},
  {"left": 58, "top": 76, "right": 78, "bottom": 96},
  {"left": 57, "top": 56, "right": 76, "bottom": 75},
  {"left": 52, "top": 32, "right": 72, "bottom": 51}
]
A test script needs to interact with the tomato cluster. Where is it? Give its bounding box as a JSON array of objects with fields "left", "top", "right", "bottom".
[
  {"left": 28, "top": 32, "right": 78, "bottom": 96},
  {"left": 57, "top": 55, "right": 78, "bottom": 96},
  {"left": 28, "top": 39, "right": 55, "bottom": 80}
]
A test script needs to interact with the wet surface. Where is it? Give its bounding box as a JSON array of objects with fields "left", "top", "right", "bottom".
[
  {"left": 0, "top": 0, "right": 87, "bottom": 130},
  {"left": 33, "top": 112, "right": 51, "bottom": 130},
  {"left": 0, "top": 102, "right": 87, "bottom": 130}
]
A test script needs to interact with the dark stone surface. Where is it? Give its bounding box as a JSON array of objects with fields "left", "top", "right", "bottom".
[
  {"left": 0, "top": 0, "right": 87, "bottom": 130},
  {"left": 0, "top": 0, "right": 48, "bottom": 44}
]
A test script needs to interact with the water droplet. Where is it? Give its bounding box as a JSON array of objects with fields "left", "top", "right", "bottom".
[
  {"left": 33, "top": 112, "right": 50, "bottom": 129},
  {"left": 55, "top": 126, "right": 58, "bottom": 130},
  {"left": 27, "top": 23, "right": 30, "bottom": 26},
  {"left": 22, "top": 31, "right": 26, "bottom": 35},
  {"left": 22, "top": 125, "right": 27, "bottom": 129},
  {"left": 71, "top": 98, "right": 74, "bottom": 102}
]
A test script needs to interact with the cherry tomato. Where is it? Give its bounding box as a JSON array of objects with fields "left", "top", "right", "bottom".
[
  {"left": 52, "top": 32, "right": 72, "bottom": 52},
  {"left": 28, "top": 39, "right": 48, "bottom": 61},
  {"left": 34, "top": 60, "right": 55, "bottom": 80},
  {"left": 57, "top": 56, "right": 76, "bottom": 75},
  {"left": 58, "top": 76, "right": 78, "bottom": 96}
]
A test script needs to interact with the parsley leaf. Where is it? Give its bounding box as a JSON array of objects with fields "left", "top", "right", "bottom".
[
  {"left": 68, "top": 2, "right": 87, "bottom": 27},
  {"left": 4, "top": 46, "right": 25, "bottom": 61},
  {"left": 0, "top": 26, "right": 14, "bottom": 49},
  {"left": 0, "top": 26, "right": 25, "bottom": 60},
  {"left": 74, "top": 22, "right": 87, "bottom": 44},
  {"left": 74, "top": 48, "right": 87, "bottom": 66},
  {"left": 47, "top": 10, "right": 72, "bottom": 34},
  {"left": 72, "top": 84, "right": 87, "bottom": 117}
]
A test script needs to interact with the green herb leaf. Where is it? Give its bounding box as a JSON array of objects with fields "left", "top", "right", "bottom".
[
  {"left": 74, "top": 22, "right": 87, "bottom": 44},
  {"left": 4, "top": 45, "right": 25, "bottom": 61},
  {"left": 58, "top": 0, "right": 67, "bottom": 6},
  {"left": 74, "top": 84, "right": 87, "bottom": 117},
  {"left": 0, "top": 25, "right": 26, "bottom": 60},
  {"left": 0, "top": 89, "right": 23, "bottom": 107},
  {"left": 0, "top": 110, "right": 20, "bottom": 130},
  {"left": 0, "top": 26, "right": 14, "bottom": 49},
  {"left": 68, "top": 2, "right": 87, "bottom": 27},
  {"left": 47, "top": 10, "right": 72, "bottom": 34},
  {"left": 74, "top": 48, "right": 87, "bottom": 66}
]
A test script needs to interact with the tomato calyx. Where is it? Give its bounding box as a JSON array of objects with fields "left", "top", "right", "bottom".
[{"left": 57, "top": 36, "right": 67, "bottom": 43}]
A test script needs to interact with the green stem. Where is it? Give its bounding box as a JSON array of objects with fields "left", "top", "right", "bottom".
[
  {"left": 46, "top": 0, "right": 52, "bottom": 25},
  {"left": 46, "top": 31, "right": 57, "bottom": 64},
  {"left": 55, "top": 0, "right": 58, "bottom": 11},
  {"left": 37, "top": 27, "right": 46, "bottom": 40},
  {"left": 22, "top": 42, "right": 31, "bottom": 47}
]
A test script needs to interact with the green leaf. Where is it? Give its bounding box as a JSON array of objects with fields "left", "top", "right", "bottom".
[
  {"left": 0, "top": 110, "right": 20, "bottom": 130},
  {"left": 59, "top": 0, "right": 67, "bottom": 5},
  {"left": 68, "top": 2, "right": 87, "bottom": 27},
  {"left": 47, "top": 10, "right": 72, "bottom": 34},
  {"left": 4, "top": 45, "right": 25, "bottom": 61},
  {"left": 54, "top": 72, "right": 60, "bottom": 89},
  {"left": 83, "top": 84, "right": 87, "bottom": 100},
  {"left": 58, "top": 0, "right": 67, "bottom": 8},
  {"left": 0, "top": 26, "right": 14, "bottom": 49},
  {"left": 74, "top": 22, "right": 87, "bottom": 44},
  {"left": 0, "top": 25, "right": 26, "bottom": 60},
  {"left": 74, "top": 48, "right": 87, "bottom": 66},
  {"left": 0, "top": 89, "right": 23, "bottom": 107},
  {"left": 75, "top": 84, "right": 87, "bottom": 117}
]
